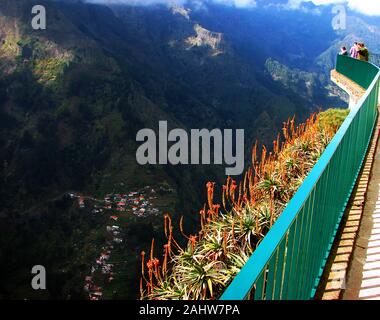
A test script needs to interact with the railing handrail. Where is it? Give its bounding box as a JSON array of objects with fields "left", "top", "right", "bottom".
[
  {"left": 221, "top": 55, "right": 380, "bottom": 300},
  {"left": 336, "top": 55, "right": 380, "bottom": 90}
]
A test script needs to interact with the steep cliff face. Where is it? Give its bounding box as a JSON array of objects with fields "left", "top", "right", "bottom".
[
  {"left": 265, "top": 58, "right": 349, "bottom": 104},
  {"left": 185, "top": 24, "right": 225, "bottom": 56}
]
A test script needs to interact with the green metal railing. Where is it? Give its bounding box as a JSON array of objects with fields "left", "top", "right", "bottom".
[
  {"left": 221, "top": 55, "right": 380, "bottom": 300},
  {"left": 337, "top": 55, "right": 379, "bottom": 89}
]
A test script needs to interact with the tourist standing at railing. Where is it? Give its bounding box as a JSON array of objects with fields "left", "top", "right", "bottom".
[
  {"left": 358, "top": 43, "right": 369, "bottom": 62},
  {"left": 350, "top": 42, "right": 359, "bottom": 59},
  {"left": 340, "top": 47, "right": 348, "bottom": 56}
]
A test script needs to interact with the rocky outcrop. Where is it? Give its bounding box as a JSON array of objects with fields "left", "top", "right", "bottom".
[{"left": 185, "top": 24, "right": 225, "bottom": 56}]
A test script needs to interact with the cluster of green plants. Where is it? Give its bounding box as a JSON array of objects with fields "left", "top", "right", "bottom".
[
  {"left": 1, "top": 35, "right": 20, "bottom": 56},
  {"left": 317, "top": 108, "right": 349, "bottom": 131},
  {"left": 33, "top": 55, "right": 71, "bottom": 84},
  {"left": 140, "top": 108, "right": 348, "bottom": 300}
]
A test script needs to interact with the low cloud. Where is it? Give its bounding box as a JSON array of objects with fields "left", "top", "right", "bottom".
[
  {"left": 85, "top": 0, "right": 380, "bottom": 16},
  {"left": 85, "top": 0, "right": 257, "bottom": 8},
  {"left": 85, "top": 0, "right": 181, "bottom": 5},
  {"left": 288, "top": 0, "right": 380, "bottom": 16},
  {"left": 212, "top": 0, "right": 257, "bottom": 8}
]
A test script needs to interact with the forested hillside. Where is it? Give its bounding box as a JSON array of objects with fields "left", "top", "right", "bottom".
[{"left": 0, "top": 0, "right": 312, "bottom": 299}]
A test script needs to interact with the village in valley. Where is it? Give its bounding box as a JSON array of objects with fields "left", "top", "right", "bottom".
[{"left": 66, "top": 185, "right": 174, "bottom": 300}]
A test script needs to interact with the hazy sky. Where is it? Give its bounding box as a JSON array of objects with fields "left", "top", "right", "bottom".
[
  {"left": 86, "top": 0, "right": 257, "bottom": 6},
  {"left": 86, "top": 0, "right": 380, "bottom": 16},
  {"left": 291, "top": 1, "right": 380, "bottom": 16}
]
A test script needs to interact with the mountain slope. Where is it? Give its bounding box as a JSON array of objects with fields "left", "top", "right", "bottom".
[{"left": 0, "top": 0, "right": 315, "bottom": 299}]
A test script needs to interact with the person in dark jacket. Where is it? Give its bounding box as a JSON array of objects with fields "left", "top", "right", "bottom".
[
  {"left": 358, "top": 43, "right": 369, "bottom": 62},
  {"left": 340, "top": 47, "right": 348, "bottom": 56}
]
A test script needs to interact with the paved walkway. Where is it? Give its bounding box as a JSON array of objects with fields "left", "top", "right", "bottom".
[{"left": 343, "top": 125, "right": 380, "bottom": 300}]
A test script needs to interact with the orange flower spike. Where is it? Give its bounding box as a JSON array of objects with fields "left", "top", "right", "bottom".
[
  {"left": 252, "top": 175, "right": 258, "bottom": 201},
  {"left": 290, "top": 116, "right": 295, "bottom": 137},
  {"left": 226, "top": 176, "right": 231, "bottom": 195},
  {"left": 243, "top": 171, "right": 248, "bottom": 194},
  {"left": 237, "top": 182, "right": 243, "bottom": 209},
  {"left": 282, "top": 123, "right": 288, "bottom": 141},
  {"left": 141, "top": 251, "right": 146, "bottom": 276},
  {"left": 207, "top": 209, "right": 215, "bottom": 222},
  {"left": 180, "top": 215, "right": 184, "bottom": 235},
  {"left": 169, "top": 214, "right": 173, "bottom": 229},
  {"left": 230, "top": 180, "right": 237, "bottom": 203},
  {"left": 242, "top": 194, "right": 248, "bottom": 205},
  {"left": 167, "top": 236, "right": 173, "bottom": 258},
  {"left": 147, "top": 259, "right": 154, "bottom": 270},
  {"left": 199, "top": 208, "right": 205, "bottom": 228},
  {"left": 153, "top": 258, "right": 160, "bottom": 268},
  {"left": 168, "top": 226, "right": 173, "bottom": 249},
  {"left": 251, "top": 141, "right": 258, "bottom": 166},
  {"left": 146, "top": 259, "right": 154, "bottom": 290},
  {"left": 150, "top": 238, "right": 155, "bottom": 261},
  {"left": 261, "top": 145, "right": 267, "bottom": 166},
  {"left": 180, "top": 216, "right": 190, "bottom": 240},
  {"left": 163, "top": 244, "right": 169, "bottom": 275},
  {"left": 164, "top": 214, "right": 168, "bottom": 238},
  {"left": 164, "top": 215, "right": 172, "bottom": 242},
  {"left": 222, "top": 186, "right": 227, "bottom": 211},
  {"left": 268, "top": 152, "right": 274, "bottom": 174},
  {"left": 230, "top": 179, "right": 237, "bottom": 193},
  {"left": 206, "top": 182, "right": 216, "bottom": 210},
  {"left": 255, "top": 163, "right": 260, "bottom": 178},
  {"left": 213, "top": 204, "right": 221, "bottom": 216},
  {"left": 189, "top": 235, "right": 197, "bottom": 252},
  {"left": 151, "top": 258, "right": 160, "bottom": 283},
  {"left": 248, "top": 170, "right": 255, "bottom": 202}
]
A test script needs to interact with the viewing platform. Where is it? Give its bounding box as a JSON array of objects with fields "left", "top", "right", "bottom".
[
  {"left": 331, "top": 69, "right": 366, "bottom": 108},
  {"left": 220, "top": 55, "right": 380, "bottom": 301},
  {"left": 318, "top": 57, "right": 380, "bottom": 300}
]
